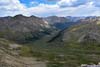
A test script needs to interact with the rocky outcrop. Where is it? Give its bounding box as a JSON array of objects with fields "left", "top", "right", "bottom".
[
  {"left": 0, "top": 38, "right": 46, "bottom": 67},
  {"left": 0, "top": 15, "right": 51, "bottom": 43}
]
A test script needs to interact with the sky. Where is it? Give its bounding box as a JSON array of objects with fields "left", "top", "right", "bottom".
[{"left": 0, "top": 0, "right": 100, "bottom": 17}]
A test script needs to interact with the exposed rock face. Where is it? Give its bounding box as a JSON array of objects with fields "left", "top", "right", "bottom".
[
  {"left": 44, "top": 16, "right": 68, "bottom": 24},
  {"left": 0, "top": 39, "right": 46, "bottom": 67},
  {"left": 0, "top": 15, "right": 50, "bottom": 32},
  {"left": 0, "top": 15, "right": 51, "bottom": 43},
  {"left": 62, "top": 19, "right": 100, "bottom": 44},
  {"left": 44, "top": 16, "right": 77, "bottom": 30},
  {"left": 0, "top": 54, "right": 46, "bottom": 67},
  {"left": 47, "top": 17, "right": 100, "bottom": 44},
  {"left": 78, "top": 33, "right": 100, "bottom": 43}
]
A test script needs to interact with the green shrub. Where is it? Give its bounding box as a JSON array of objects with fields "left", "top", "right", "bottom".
[{"left": 20, "top": 46, "right": 33, "bottom": 57}]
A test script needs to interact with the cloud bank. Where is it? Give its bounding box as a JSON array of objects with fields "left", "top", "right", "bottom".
[{"left": 0, "top": 0, "right": 100, "bottom": 17}]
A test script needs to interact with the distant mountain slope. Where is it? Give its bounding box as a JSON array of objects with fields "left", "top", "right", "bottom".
[
  {"left": 0, "top": 15, "right": 100, "bottom": 67},
  {"left": 63, "top": 17, "right": 100, "bottom": 43},
  {"left": 44, "top": 16, "right": 68, "bottom": 24},
  {"left": 48, "top": 17, "right": 100, "bottom": 44},
  {"left": 30, "top": 17, "right": 100, "bottom": 67},
  {"left": 44, "top": 16, "right": 78, "bottom": 30},
  {"left": 0, "top": 15, "right": 52, "bottom": 43}
]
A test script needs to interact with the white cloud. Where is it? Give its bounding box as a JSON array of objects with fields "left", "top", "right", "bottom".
[
  {"left": 0, "top": 0, "right": 29, "bottom": 17},
  {"left": 30, "top": 1, "right": 39, "bottom": 6},
  {"left": 57, "top": 0, "right": 77, "bottom": 7},
  {"left": 0, "top": 0, "right": 99, "bottom": 17},
  {"left": 27, "top": 4, "right": 59, "bottom": 16},
  {"left": 26, "top": 1, "right": 100, "bottom": 17},
  {"left": 92, "top": 0, "right": 100, "bottom": 7},
  {"left": 57, "top": 0, "right": 90, "bottom": 7},
  {"left": 56, "top": 0, "right": 100, "bottom": 8}
]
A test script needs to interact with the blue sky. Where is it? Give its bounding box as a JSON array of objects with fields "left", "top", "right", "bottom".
[{"left": 0, "top": 0, "right": 100, "bottom": 17}]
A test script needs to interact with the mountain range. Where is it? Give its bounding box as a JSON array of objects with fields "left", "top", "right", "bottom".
[{"left": 0, "top": 15, "right": 100, "bottom": 67}]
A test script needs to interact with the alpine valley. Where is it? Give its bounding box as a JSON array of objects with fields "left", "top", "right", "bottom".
[{"left": 0, "top": 15, "right": 100, "bottom": 67}]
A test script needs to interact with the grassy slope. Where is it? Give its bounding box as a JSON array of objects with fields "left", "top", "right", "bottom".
[
  {"left": 0, "top": 19, "right": 100, "bottom": 67},
  {"left": 22, "top": 20, "right": 100, "bottom": 67}
]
